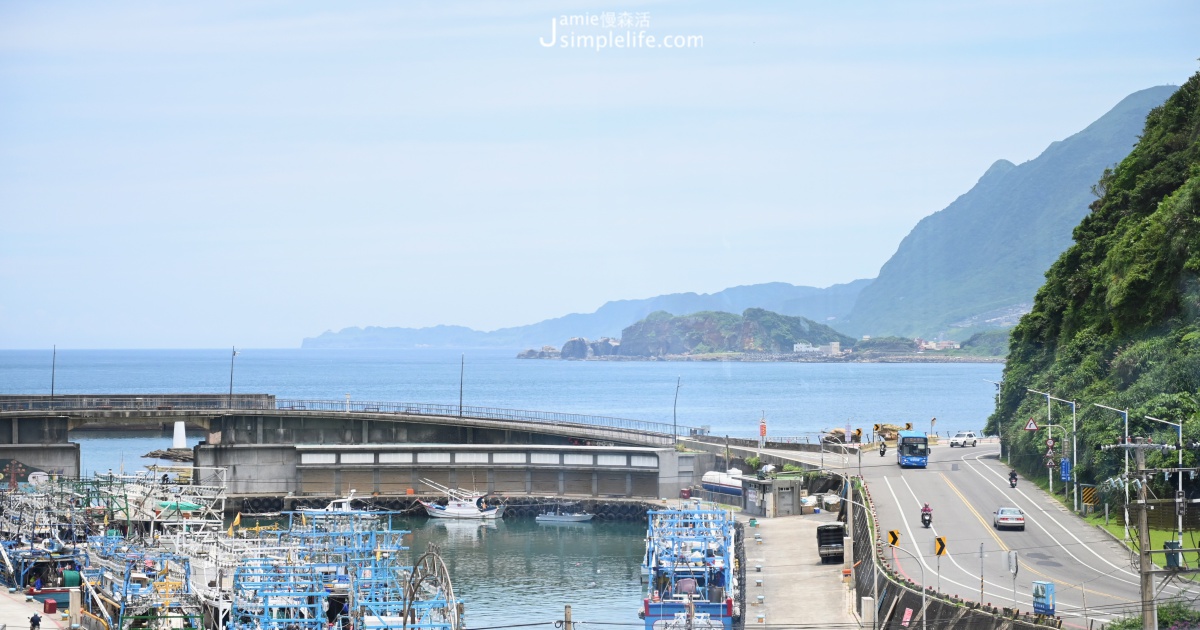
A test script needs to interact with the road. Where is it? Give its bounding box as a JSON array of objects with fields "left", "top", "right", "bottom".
[{"left": 764, "top": 439, "right": 1199, "bottom": 628}]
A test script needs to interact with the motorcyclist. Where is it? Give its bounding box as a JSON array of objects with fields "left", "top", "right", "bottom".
[
  {"left": 1009, "top": 470, "right": 1018, "bottom": 486},
  {"left": 921, "top": 503, "right": 933, "bottom": 523},
  {"left": 879, "top": 441, "right": 887, "bottom": 456}
]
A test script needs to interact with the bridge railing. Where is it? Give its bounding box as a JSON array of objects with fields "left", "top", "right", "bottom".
[
  {"left": 276, "top": 398, "right": 691, "bottom": 438},
  {"left": 0, "top": 395, "right": 700, "bottom": 440}
]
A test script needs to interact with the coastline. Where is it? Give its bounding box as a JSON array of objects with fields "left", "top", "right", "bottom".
[{"left": 519, "top": 352, "right": 1005, "bottom": 363}]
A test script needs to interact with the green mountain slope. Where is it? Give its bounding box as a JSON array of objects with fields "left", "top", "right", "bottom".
[
  {"left": 617, "top": 308, "right": 855, "bottom": 357},
  {"left": 840, "top": 86, "right": 1177, "bottom": 339},
  {"left": 987, "top": 72, "right": 1200, "bottom": 488}
]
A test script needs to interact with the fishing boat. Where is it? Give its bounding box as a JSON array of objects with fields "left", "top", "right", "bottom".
[
  {"left": 640, "top": 506, "right": 739, "bottom": 629},
  {"left": 534, "top": 506, "right": 593, "bottom": 523},
  {"left": 418, "top": 479, "right": 505, "bottom": 520},
  {"left": 699, "top": 469, "right": 744, "bottom": 497}
]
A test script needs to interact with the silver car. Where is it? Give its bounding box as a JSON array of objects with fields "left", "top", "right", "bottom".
[
  {"left": 993, "top": 507, "right": 1025, "bottom": 531},
  {"left": 949, "top": 431, "right": 979, "bottom": 447}
]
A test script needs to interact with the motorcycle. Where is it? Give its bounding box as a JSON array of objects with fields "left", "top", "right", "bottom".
[
  {"left": 920, "top": 511, "right": 932, "bottom": 528},
  {"left": 1009, "top": 475, "right": 1018, "bottom": 488},
  {"left": 879, "top": 443, "right": 887, "bottom": 457}
]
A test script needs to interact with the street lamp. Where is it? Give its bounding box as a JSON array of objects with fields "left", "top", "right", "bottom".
[
  {"left": 672, "top": 376, "right": 681, "bottom": 443},
  {"left": 228, "top": 346, "right": 238, "bottom": 409},
  {"left": 1028, "top": 389, "right": 1077, "bottom": 511},
  {"left": 888, "top": 543, "right": 927, "bottom": 630},
  {"left": 1094, "top": 404, "right": 1130, "bottom": 542},
  {"left": 984, "top": 379, "right": 1002, "bottom": 456}
]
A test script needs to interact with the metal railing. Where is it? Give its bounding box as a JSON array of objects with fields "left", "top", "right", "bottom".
[{"left": 0, "top": 394, "right": 697, "bottom": 439}]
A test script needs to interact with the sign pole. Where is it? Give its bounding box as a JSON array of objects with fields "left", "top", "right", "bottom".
[{"left": 979, "top": 543, "right": 984, "bottom": 606}]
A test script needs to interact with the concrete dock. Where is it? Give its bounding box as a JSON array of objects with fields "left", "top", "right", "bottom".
[
  {"left": 740, "top": 510, "right": 857, "bottom": 627},
  {"left": 0, "top": 589, "right": 64, "bottom": 630}
]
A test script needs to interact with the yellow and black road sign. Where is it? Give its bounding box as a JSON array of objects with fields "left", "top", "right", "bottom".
[
  {"left": 935, "top": 537, "right": 947, "bottom": 556},
  {"left": 854, "top": 428, "right": 863, "bottom": 438},
  {"left": 904, "top": 422, "right": 913, "bottom": 431},
  {"left": 888, "top": 530, "right": 900, "bottom": 546},
  {"left": 873, "top": 423, "right": 881, "bottom": 432}
]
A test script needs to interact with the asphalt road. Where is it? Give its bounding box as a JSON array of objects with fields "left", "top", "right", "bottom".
[{"left": 765, "top": 440, "right": 1199, "bottom": 629}]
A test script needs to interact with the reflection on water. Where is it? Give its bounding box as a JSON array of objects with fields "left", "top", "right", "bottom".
[{"left": 401, "top": 516, "right": 646, "bottom": 626}]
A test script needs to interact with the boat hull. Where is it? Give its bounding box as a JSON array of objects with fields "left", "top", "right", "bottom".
[
  {"left": 535, "top": 513, "right": 593, "bottom": 523},
  {"left": 420, "top": 501, "right": 505, "bottom": 520}
]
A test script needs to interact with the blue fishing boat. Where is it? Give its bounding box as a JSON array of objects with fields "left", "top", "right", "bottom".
[{"left": 640, "top": 506, "right": 739, "bottom": 629}]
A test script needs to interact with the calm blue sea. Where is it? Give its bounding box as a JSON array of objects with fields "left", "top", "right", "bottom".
[
  {"left": 0, "top": 348, "right": 1002, "bottom": 438},
  {"left": 0, "top": 348, "right": 1002, "bottom": 626}
]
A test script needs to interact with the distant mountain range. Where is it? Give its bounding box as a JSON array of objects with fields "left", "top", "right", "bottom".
[
  {"left": 302, "top": 85, "right": 1177, "bottom": 349},
  {"left": 301, "top": 280, "right": 870, "bottom": 349}
]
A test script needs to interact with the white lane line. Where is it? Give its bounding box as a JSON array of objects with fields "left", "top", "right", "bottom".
[
  {"left": 959, "top": 449, "right": 1195, "bottom": 603},
  {"left": 882, "top": 475, "right": 1029, "bottom": 608},
  {"left": 902, "top": 468, "right": 1118, "bottom": 619}
]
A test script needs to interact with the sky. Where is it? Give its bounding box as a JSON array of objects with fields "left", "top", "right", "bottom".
[{"left": 1, "top": 1, "right": 1197, "bottom": 349}]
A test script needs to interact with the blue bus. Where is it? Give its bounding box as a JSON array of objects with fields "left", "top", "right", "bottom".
[{"left": 896, "top": 430, "right": 929, "bottom": 468}]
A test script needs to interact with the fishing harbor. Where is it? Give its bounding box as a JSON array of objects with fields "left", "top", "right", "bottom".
[{"left": 0, "top": 468, "right": 465, "bottom": 630}]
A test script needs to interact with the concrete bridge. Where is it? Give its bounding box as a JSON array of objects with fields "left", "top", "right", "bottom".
[{"left": 0, "top": 394, "right": 712, "bottom": 500}]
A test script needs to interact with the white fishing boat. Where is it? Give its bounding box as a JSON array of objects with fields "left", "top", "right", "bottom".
[
  {"left": 700, "top": 468, "right": 744, "bottom": 497},
  {"left": 535, "top": 507, "right": 593, "bottom": 523},
  {"left": 419, "top": 479, "right": 505, "bottom": 520}
]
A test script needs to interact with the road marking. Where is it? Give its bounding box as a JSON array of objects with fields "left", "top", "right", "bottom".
[
  {"left": 938, "top": 472, "right": 1008, "bottom": 551},
  {"left": 956, "top": 448, "right": 1150, "bottom": 605}
]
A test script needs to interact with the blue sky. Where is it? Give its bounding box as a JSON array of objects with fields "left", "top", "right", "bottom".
[{"left": 1, "top": 1, "right": 1197, "bottom": 348}]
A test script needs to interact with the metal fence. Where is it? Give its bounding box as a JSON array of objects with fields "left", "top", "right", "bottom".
[{"left": 0, "top": 395, "right": 696, "bottom": 440}]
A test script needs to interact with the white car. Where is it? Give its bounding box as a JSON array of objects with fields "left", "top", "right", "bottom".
[
  {"left": 949, "top": 431, "right": 979, "bottom": 447},
  {"left": 993, "top": 507, "right": 1025, "bottom": 531}
]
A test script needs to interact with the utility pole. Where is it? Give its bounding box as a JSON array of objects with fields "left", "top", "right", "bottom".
[{"left": 1136, "top": 441, "right": 1155, "bottom": 630}]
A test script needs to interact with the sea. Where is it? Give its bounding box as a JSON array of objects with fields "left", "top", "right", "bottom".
[{"left": 0, "top": 348, "right": 1003, "bottom": 627}]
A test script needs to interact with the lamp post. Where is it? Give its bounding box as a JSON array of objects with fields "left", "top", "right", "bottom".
[
  {"left": 672, "top": 376, "right": 681, "bottom": 443},
  {"left": 1094, "top": 404, "right": 1130, "bottom": 542},
  {"left": 50, "top": 345, "right": 57, "bottom": 407},
  {"left": 1145, "top": 414, "right": 1183, "bottom": 547},
  {"left": 1028, "top": 389, "right": 1077, "bottom": 511},
  {"left": 228, "top": 346, "right": 238, "bottom": 409},
  {"left": 984, "top": 379, "right": 1001, "bottom": 456},
  {"left": 888, "top": 543, "right": 927, "bottom": 630}
]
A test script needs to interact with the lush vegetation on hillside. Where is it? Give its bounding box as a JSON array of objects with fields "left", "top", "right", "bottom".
[
  {"left": 617, "top": 308, "right": 856, "bottom": 357},
  {"left": 987, "top": 74, "right": 1200, "bottom": 493}
]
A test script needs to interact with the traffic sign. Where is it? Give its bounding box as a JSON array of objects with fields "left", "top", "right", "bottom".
[
  {"left": 1025, "top": 418, "right": 1039, "bottom": 431},
  {"left": 904, "top": 422, "right": 913, "bottom": 431},
  {"left": 1045, "top": 438, "right": 1055, "bottom": 448},
  {"left": 935, "top": 537, "right": 946, "bottom": 556},
  {"left": 873, "top": 423, "right": 881, "bottom": 432},
  {"left": 759, "top": 420, "right": 766, "bottom": 437},
  {"left": 1060, "top": 458, "right": 1071, "bottom": 482},
  {"left": 888, "top": 530, "right": 900, "bottom": 546},
  {"left": 854, "top": 428, "right": 862, "bottom": 438},
  {"left": 1045, "top": 447, "right": 1055, "bottom": 458}
]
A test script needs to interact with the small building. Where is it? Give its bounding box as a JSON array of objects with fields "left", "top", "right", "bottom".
[{"left": 740, "top": 474, "right": 807, "bottom": 518}]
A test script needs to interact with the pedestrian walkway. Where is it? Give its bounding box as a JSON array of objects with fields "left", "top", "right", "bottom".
[
  {"left": 740, "top": 510, "right": 857, "bottom": 626},
  {"left": 0, "top": 589, "right": 63, "bottom": 630}
]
